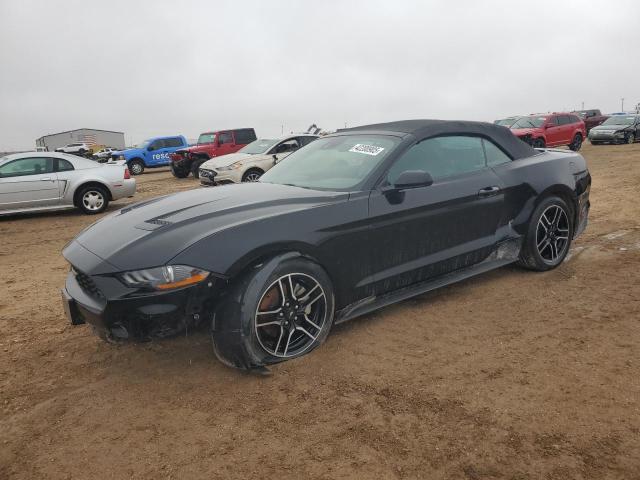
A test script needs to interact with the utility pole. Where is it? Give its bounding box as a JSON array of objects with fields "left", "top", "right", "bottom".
[
  {"left": 621, "top": 98, "right": 625, "bottom": 112},
  {"left": 581, "top": 101, "right": 584, "bottom": 110},
  {"left": 281, "top": 124, "right": 284, "bottom": 135}
]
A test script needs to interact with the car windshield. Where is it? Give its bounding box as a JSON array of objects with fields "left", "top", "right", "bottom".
[
  {"left": 136, "top": 140, "right": 150, "bottom": 149},
  {"left": 239, "top": 138, "right": 279, "bottom": 154},
  {"left": 602, "top": 115, "right": 636, "bottom": 125},
  {"left": 198, "top": 133, "right": 216, "bottom": 144},
  {"left": 260, "top": 134, "right": 400, "bottom": 191},
  {"left": 496, "top": 117, "right": 519, "bottom": 126},
  {"left": 512, "top": 116, "right": 546, "bottom": 129}
]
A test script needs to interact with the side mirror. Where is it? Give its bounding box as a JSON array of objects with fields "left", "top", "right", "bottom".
[
  {"left": 272, "top": 154, "right": 279, "bottom": 165},
  {"left": 384, "top": 170, "right": 433, "bottom": 193}
]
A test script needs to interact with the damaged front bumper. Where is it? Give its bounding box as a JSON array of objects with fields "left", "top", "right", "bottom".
[{"left": 61, "top": 243, "right": 222, "bottom": 341}]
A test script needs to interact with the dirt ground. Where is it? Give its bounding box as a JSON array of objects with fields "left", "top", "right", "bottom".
[{"left": 1, "top": 143, "right": 639, "bottom": 479}]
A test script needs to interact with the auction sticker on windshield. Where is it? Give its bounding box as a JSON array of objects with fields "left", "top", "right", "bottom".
[{"left": 349, "top": 144, "right": 385, "bottom": 156}]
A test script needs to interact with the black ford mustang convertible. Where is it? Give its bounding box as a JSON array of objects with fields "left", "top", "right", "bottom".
[{"left": 62, "top": 120, "right": 591, "bottom": 371}]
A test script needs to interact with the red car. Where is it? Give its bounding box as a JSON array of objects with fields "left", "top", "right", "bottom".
[
  {"left": 510, "top": 113, "right": 586, "bottom": 151},
  {"left": 170, "top": 128, "right": 257, "bottom": 178}
]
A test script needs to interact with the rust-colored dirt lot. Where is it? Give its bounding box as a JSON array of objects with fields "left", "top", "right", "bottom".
[{"left": 1, "top": 143, "right": 639, "bottom": 479}]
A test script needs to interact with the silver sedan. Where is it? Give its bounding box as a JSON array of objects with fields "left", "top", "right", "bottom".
[{"left": 0, "top": 152, "right": 136, "bottom": 215}]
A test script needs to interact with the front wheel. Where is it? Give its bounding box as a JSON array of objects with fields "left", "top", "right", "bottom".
[
  {"left": 626, "top": 133, "right": 635, "bottom": 144},
  {"left": 128, "top": 159, "right": 145, "bottom": 175},
  {"left": 211, "top": 256, "right": 335, "bottom": 370},
  {"left": 518, "top": 196, "right": 573, "bottom": 271},
  {"left": 242, "top": 169, "right": 263, "bottom": 182},
  {"left": 569, "top": 133, "right": 583, "bottom": 151},
  {"left": 171, "top": 164, "right": 189, "bottom": 178},
  {"left": 532, "top": 138, "right": 546, "bottom": 148}
]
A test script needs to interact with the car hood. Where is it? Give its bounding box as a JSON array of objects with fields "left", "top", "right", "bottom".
[
  {"left": 64, "top": 182, "right": 347, "bottom": 272},
  {"left": 591, "top": 124, "right": 630, "bottom": 131},
  {"left": 200, "top": 152, "right": 256, "bottom": 169}
]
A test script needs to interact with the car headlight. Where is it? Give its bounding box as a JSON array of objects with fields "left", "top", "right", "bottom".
[
  {"left": 217, "top": 162, "right": 243, "bottom": 171},
  {"left": 120, "top": 265, "right": 209, "bottom": 290},
  {"left": 118, "top": 155, "right": 125, "bottom": 160}
]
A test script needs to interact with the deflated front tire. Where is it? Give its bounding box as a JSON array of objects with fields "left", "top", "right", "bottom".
[{"left": 211, "top": 254, "right": 335, "bottom": 370}]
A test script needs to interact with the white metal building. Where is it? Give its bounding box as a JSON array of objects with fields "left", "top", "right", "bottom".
[{"left": 35, "top": 128, "right": 125, "bottom": 151}]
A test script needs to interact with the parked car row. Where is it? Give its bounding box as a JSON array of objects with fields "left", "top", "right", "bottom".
[
  {"left": 496, "top": 109, "right": 639, "bottom": 149},
  {"left": 199, "top": 134, "right": 319, "bottom": 186}
]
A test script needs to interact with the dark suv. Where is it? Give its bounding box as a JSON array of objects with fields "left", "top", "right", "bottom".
[{"left": 573, "top": 109, "right": 608, "bottom": 132}]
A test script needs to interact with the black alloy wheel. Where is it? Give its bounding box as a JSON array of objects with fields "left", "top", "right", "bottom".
[
  {"left": 535, "top": 205, "right": 570, "bottom": 265},
  {"left": 569, "top": 134, "right": 582, "bottom": 151},
  {"left": 533, "top": 138, "right": 546, "bottom": 148},
  {"left": 254, "top": 273, "right": 328, "bottom": 358},
  {"left": 210, "top": 255, "right": 335, "bottom": 370},
  {"left": 518, "top": 196, "right": 573, "bottom": 271}
]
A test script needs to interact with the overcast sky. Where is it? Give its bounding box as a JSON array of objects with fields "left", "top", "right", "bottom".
[{"left": 1, "top": 0, "right": 638, "bottom": 150}]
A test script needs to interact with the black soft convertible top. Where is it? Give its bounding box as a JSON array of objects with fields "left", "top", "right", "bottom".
[{"left": 340, "top": 119, "right": 536, "bottom": 160}]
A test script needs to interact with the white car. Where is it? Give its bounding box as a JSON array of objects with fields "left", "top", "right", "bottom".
[
  {"left": 55, "top": 143, "right": 92, "bottom": 154},
  {"left": 0, "top": 152, "right": 136, "bottom": 215},
  {"left": 198, "top": 134, "right": 318, "bottom": 186},
  {"left": 93, "top": 147, "right": 117, "bottom": 161}
]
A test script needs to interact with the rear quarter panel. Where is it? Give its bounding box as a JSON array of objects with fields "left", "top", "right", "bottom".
[{"left": 491, "top": 150, "right": 588, "bottom": 237}]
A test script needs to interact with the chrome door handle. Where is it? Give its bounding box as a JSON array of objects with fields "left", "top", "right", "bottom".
[{"left": 40, "top": 177, "right": 52, "bottom": 181}]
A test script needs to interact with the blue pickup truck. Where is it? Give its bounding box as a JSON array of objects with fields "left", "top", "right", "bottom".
[{"left": 112, "top": 135, "right": 188, "bottom": 175}]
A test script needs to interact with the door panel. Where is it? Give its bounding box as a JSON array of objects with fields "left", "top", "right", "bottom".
[
  {"left": 0, "top": 173, "right": 60, "bottom": 211},
  {"left": 545, "top": 118, "right": 563, "bottom": 146},
  {"left": 367, "top": 168, "right": 505, "bottom": 295},
  {"left": 216, "top": 132, "right": 235, "bottom": 157}
]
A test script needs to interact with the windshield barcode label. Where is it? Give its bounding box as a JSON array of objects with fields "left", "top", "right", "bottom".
[{"left": 349, "top": 144, "right": 385, "bottom": 156}]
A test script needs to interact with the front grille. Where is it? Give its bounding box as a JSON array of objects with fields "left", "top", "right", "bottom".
[
  {"left": 199, "top": 169, "right": 215, "bottom": 178},
  {"left": 73, "top": 268, "right": 104, "bottom": 299}
]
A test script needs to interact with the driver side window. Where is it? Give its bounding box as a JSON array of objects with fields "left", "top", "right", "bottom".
[
  {"left": 387, "top": 136, "right": 485, "bottom": 184},
  {"left": 273, "top": 139, "right": 300, "bottom": 154},
  {"left": 218, "top": 132, "right": 233, "bottom": 145},
  {"left": 0, "top": 157, "right": 54, "bottom": 178}
]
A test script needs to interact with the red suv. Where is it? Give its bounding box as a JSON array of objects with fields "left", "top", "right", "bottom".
[
  {"left": 170, "top": 128, "right": 257, "bottom": 178},
  {"left": 510, "top": 113, "right": 586, "bottom": 151}
]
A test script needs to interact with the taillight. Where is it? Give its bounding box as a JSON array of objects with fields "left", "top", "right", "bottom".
[{"left": 124, "top": 168, "right": 131, "bottom": 179}]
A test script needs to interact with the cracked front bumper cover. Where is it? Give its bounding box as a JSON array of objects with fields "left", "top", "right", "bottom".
[{"left": 61, "top": 269, "right": 220, "bottom": 341}]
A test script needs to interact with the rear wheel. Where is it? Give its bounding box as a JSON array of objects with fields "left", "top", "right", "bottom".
[
  {"left": 569, "top": 133, "right": 583, "bottom": 151},
  {"left": 211, "top": 256, "right": 334, "bottom": 370},
  {"left": 518, "top": 196, "right": 573, "bottom": 271},
  {"left": 626, "top": 133, "right": 635, "bottom": 144},
  {"left": 532, "top": 138, "right": 546, "bottom": 148},
  {"left": 128, "top": 159, "right": 145, "bottom": 175},
  {"left": 77, "top": 185, "right": 109, "bottom": 214}
]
